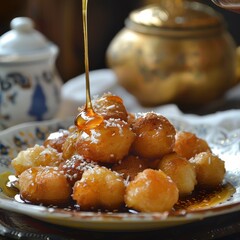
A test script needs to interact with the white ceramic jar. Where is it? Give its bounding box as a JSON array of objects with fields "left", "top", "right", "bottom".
[{"left": 0, "top": 17, "right": 62, "bottom": 129}]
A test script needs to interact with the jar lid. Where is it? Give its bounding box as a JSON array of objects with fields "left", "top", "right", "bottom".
[
  {"left": 128, "top": 1, "right": 224, "bottom": 30},
  {"left": 0, "top": 17, "right": 58, "bottom": 63}
]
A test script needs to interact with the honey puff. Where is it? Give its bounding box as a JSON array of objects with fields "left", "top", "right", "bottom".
[
  {"left": 158, "top": 153, "right": 197, "bottom": 196},
  {"left": 131, "top": 113, "right": 176, "bottom": 159},
  {"left": 125, "top": 169, "right": 179, "bottom": 212},
  {"left": 72, "top": 166, "right": 125, "bottom": 210},
  {"left": 112, "top": 155, "right": 149, "bottom": 181},
  {"left": 75, "top": 118, "right": 135, "bottom": 163},
  {"left": 58, "top": 155, "right": 97, "bottom": 186},
  {"left": 19, "top": 166, "right": 71, "bottom": 205},
  {"left": 12, "top": 145, "right": 64, "bottom": 176},
  {"left": 43, "top": 129, "right": 70, "bottom": 153},
  {"left": 189, "top": 152, "right": 225, "bottom": 189},
  {"left": 79, "top": 93, "right": 128, "bottom": 121},
  {"left": 174, "top": 131, "right": 211, "bottom": 159}
]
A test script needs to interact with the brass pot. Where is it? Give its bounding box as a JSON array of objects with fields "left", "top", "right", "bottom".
[{"left": 106, "top": 0, "right": 238, "bottom": 108}]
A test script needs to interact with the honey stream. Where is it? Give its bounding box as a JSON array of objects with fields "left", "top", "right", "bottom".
[{"left": 74, "top": 0, "right": 103, "bottom": 131}]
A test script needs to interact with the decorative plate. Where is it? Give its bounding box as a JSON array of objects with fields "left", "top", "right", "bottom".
[{"left": 0, "top": 114, "right": 239, "bottom": 231}]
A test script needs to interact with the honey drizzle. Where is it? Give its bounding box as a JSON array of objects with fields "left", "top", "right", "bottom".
[
  {"left": 174, "top": 183, "right": 236, "bottom": 211},
  {"left": 82, "top": 0, "right": 91, "bottom": 111},
  {"left": 74, "top": 0, "right": 103, "bottom": 131},
  {"left": 0, "top": 172, "right": 19, "bottom": 198}
]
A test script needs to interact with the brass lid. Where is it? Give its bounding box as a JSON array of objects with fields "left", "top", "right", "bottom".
[{"left": 128, "top": 1, "right": 224, "bottom": 29}]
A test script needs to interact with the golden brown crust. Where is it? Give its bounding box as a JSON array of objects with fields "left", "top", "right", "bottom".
[
  {"left": 174, "top": 131, "right": 211, "bottom": 159},
  {"left": 72, "top": 166, "right": 125, "bottom": 210},
  {"left": 43, "top": 129, "right": 70, "bottom": 153},
  {"left": 112, "top": 155, "right": 149, "bottom": 181},
  {"left": 79, "top": 93, "right": 128, "bottom": 121},
  {"left": 19, "top": 166, "right": 71, "bottom": 205},
  {"left": 58, "top": 155, "right": 96, "bottom": 186},
  {"left": 12, "top": 145, "right": 64, "bottom": 176},
  {"left": 131, "top": 113, "right": 176, "bottom": 159},
  {"left": 125, "top": 169, "right": 179, "bottom": 212},
  {"left": 189, "top": 152, "right": 225, "bottom": 189},
  {"left": 158, "top": 153, "right": 197, "bottom": 196},
  {"left": 75, "top": 118, "right": 135, "bottom": 163}
]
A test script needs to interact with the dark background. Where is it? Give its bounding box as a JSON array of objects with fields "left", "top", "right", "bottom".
[{"left": 0, "top": 0, "right": 239, "bottom": 82}]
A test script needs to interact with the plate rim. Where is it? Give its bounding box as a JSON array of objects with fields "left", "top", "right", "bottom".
[{"left": 0, "top": 115, "right": 240, "bottom": 230}]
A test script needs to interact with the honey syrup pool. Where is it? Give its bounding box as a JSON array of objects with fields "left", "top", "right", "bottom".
[{"left": 0, "top": 171, "right": 236, "bottom": 214}]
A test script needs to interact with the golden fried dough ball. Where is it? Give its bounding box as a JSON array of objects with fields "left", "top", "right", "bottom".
[
  {"left": 125, "top": 169, "right": 179, "bottom": 212},
  {"left": 174, "top": 131, "right": 211, "bottom": 159},
  {"left": 158, "top": 153, "right": 197, "bottom": 196},
  {"left": 58, "top": 155, "right": 96, "bottom": 186},
  {"left": 62, "top": 130, "right": 79, "bottom": 159},
  {"left": 75, "top": 118, "right": 135, "bottom": 163},
  {"left": 12, "top": 145, "right": 64, "bottom": 176},
  {"left": 19, "top": 166, "right": 71, "bottom": 205},
  {"left": 127, "top": 112, "right": 136, "bottom": 126},
  {"left": 79, "top": 93, "right": 128, "bottom": 121},
  {"left": 189, "top": 152, "right": 225, "bottom": 189},
  {"left": 112, "top": 155, "right": 149, "bottom": 181},
  {"left": 72, "top": 166, "right": 125, "bottom": 210},
  {"left": 44, "top": 129, "right": 69, "bottom": 152},
  {"left": 131, "top": 113, "right": 176, "bottom": 159}
]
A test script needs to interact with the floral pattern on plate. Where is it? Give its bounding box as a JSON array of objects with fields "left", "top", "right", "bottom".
[{"left": 0, "top": 118, "right": 73, "bottom": 170}]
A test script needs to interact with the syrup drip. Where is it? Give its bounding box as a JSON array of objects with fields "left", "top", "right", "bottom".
[
  {"left": 0, "top": 172, "right": 19, "bottom": 198},
  {"left": 75, "top": 107, "right": 103, "bottom": 131},
  {"left": 11, "top": 182, "right": 236, "bottom": 214},
  {"left": 0, "top": 169, "right": 235, "bottom": 212},
  {"left": 75, "top": 0, "right": 103, "bottom": 131},
  {"left": 174, "top": 183, "right": 235, "bottom": 211}
]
